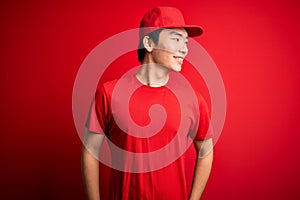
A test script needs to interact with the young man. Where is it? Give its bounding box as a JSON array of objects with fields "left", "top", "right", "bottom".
[{"left": 82, "top": 7, "right": 213, "bottom": 200}]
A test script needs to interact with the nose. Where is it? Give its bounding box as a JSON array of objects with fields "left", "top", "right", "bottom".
[{"left": 179, "top": 43, "right": 188, "bottom": 57}]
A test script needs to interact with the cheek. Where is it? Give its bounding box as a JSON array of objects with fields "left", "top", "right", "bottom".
[
  {"left": 160, "top": 43, "right": 177, "bottom": 53},
  {"left": 161, "top": 52, "right": 175, "bottom": 65},
  {"left": 153, "top": 50, "right": 172, "bottom": 63}
]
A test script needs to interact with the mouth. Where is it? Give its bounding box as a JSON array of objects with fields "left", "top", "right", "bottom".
[{"left": 173, "top": 56, "right": 184, "bottom": 65}]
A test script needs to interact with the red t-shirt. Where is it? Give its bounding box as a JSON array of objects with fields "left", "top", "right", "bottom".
[{"left": 86, "top": 75, "right": 211, "bottom": 200}]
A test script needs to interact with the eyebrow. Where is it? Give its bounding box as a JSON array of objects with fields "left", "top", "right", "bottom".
[{"left": 169, "top": 31, "right": 189, "bottom": 39}]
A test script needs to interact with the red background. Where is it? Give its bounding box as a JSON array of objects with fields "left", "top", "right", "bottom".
[{"left": 1, "top": 0, "right": 300, "bottom": 199}]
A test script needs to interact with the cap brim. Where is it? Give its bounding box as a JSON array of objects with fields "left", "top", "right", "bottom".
[
  {"left": 162, "top": 25, "right": 203, "bottom": 37},
  {"left": 139, "top": 25, "right": 203, "bottom": 38},
  {"left": 183, "top": 25, "right": 203, "bottom": 37}
]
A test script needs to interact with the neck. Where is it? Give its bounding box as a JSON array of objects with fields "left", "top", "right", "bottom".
[{"left": 136, "top": 57, "right": 169, "bottom": 87}]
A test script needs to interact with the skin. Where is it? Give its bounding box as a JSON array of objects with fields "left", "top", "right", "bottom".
[
  {"left": 81, "top": 130, "right": 104, "bottom": 200},
  {"left": 136, "top": 28, "right": 189, "bottom": 87},
  {"left": 81, "top": 28, "right": 213, "bottom": 200},
  {"left": 189, "top": 139, "right": 213, "bottom": 200}
]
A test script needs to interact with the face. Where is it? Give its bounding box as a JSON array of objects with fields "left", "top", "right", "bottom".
[{"left": 150, "top": 28, "right": 189, "bottom": 72}]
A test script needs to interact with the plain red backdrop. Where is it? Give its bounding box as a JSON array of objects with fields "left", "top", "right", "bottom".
[{"left": 1, "top": 0, "right": 300, "bottom": 199}]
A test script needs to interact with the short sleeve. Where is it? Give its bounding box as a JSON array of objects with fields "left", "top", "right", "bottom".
[
  {"left": 194, "top": 94, "right": 213, "bottom": 141},
  {"left": 85, "top": 85, "right": 110, "bottom": 135}
]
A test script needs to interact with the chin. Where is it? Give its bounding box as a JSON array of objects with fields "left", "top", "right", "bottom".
[
  {"left": 172, "top": 65, "right": 182, "bottom": 72},
  {"left": 165, "top": 63, "right": 182, "bottom": 72}
]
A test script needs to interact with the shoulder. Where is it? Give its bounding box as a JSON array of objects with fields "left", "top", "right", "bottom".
[
  {"left": 102, "top": 79, "right": 119, "bottom": 92},
  {"left": 94, "top": 80, "right": 117, "bottom": 102},
  {"left": 192, "top": 90, "right": 210, "bottom": 116},
  {"left": 195, "top": 91, "right": 208, "bottom": 106},
  {"left": 96, "top": 76, "right": 136, "bottom": 97}
]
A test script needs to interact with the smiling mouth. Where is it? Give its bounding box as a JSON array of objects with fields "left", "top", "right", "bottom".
[{"left": 173, "top": 56, "right": 184, "bottom": 65}]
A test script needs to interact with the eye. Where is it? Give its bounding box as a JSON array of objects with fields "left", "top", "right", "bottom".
[{"left": 172, "top": 38, "right": 180, "bottom": 42}]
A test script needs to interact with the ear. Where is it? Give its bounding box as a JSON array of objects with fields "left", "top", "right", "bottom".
[{"left": 143, "top": 36, "right": 155, "bottom": 52}]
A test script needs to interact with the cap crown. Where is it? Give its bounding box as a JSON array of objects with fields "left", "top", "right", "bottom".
[
  {"left": 139, "top": 7, "right": 203, "bottom": 38},
  {"left": 141, "top": 7, "right": 186, "bottom": 28}
]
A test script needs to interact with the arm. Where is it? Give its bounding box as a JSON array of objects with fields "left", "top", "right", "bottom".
[
  {"left": 189, "top": 139, "right": 214, "bottom": 200},
  {"left": 81, "top": 129, "right": 105, "bottom": 200}
]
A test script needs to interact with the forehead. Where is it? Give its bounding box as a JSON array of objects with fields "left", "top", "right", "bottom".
[{"left": 160, "top": 28, "right": 189, "bottom": 38}]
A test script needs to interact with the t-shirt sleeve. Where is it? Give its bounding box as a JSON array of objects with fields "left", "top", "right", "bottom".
[
  {"left": 194, "top": 94, "right": 213, "bottom": 141},
  {"left": 85, "top": 85, "right": 110, "bottom": 135}
]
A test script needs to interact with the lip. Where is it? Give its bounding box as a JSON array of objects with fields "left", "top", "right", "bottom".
[{"left": 173, "top": 56, "right": 184, "bottom": 65}]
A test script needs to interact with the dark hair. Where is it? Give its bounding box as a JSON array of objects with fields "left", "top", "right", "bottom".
[{"left": 137, "top": 29, "right": 163, "bottom": 62}]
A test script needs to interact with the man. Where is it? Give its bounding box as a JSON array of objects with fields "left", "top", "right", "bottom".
[{"left": 82, "top": 6, "right": 213, "bottom": 200}]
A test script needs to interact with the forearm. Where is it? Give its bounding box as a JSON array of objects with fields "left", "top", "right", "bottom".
[
  {"left": 189, "top": 149, "right": 213, "bottom": 200},
  {"left": 81, "top": 146, "right": 100, "bottom": 200}
]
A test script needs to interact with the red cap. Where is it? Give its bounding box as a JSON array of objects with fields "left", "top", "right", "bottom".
[{"left": 139, "top": 7, "right": 203, "bottom": 38}]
